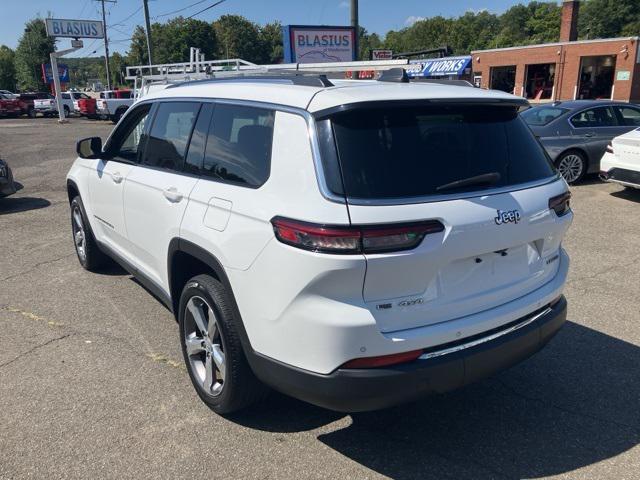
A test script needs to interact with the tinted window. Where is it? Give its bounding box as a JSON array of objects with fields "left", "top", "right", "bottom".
[
  {"left": 570, "top": 107, "right": 617, "bottom": 128},
  {"left": 143, "top": 102, "right": 200, "bottom": 171},
  {"left": 62, "top": 93, "right": 70, "bottom": 99},
  {"left": 202, "top": 104, "right": 274, "bottom": 187},
  {"left": 110, "top": 104, "right": 152, "bottom": 162},
  {"left": 615, "top": 106, "right": 640, "bottom": 126},
  {"left": 521, "top": 107, "right": 568, "bottom": 126},
  {"left": 327, "top": 105, "right": 555, "bottom": 199}
]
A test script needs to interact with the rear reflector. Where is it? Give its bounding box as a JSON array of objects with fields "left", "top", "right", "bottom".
[
  {"left": 342, "top": 349, "right": 424, "bottom": 369},
  {"left": 549, "top": 191, "right": 571, "bottom": 217},
  {"left": 271, "top": 217, "right": 444, "bottom": 254}
]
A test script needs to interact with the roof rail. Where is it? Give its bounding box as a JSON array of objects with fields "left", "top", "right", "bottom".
[
  {"left": 166, "top": 74, "right": 334, "bottom": 89},
  {"left": 412, "top": 79, "right": 475, "bottom": 87},
  {"left": 377, "top": 68, "right": 410, "bottom": 83}
]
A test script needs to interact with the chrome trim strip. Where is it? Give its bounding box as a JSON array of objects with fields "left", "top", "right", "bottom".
[{"left": 418, "top": 307, "right": 552, "bottom": 360}]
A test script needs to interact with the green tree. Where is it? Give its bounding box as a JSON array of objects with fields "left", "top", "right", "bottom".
[
  {"left": 127, "top": 17, "right": 217, "bottom": 65},
  {"left": 0, "top": 46, "right": 16, "bottom": 91},
  {"left": 579, "top": 0, "right": 640, "bottom": 39},
  {"left": 358, "top": 27, "right": 383, "bottom": 60},
  {"left": 14, "top": 18, "right": 56, "bottom": 92},
  {"left": 259, "top": 22, "right": 284, "bottom": 64},
  {"left": 213, "top": 15, "right": 263, "bottom": 62}
]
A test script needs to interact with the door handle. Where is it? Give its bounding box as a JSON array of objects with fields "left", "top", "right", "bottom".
[
  {"left": 584, "top": 132, "right": 595, "bottom": 138},
  {"left": 163, "top": 187, "right": 183, "bottom": 203},
  {"left": 111, "top": 172, "right": 123, "bottom": 184}
]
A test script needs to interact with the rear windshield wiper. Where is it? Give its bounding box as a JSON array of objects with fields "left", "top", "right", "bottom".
[{"left": 436, "top": 172, "right": 501, "bottom": 193}]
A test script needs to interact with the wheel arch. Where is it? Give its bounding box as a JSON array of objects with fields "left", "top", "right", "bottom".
[
  {"left": 66, "top": 179, "right": 80, "bottom": 204},
  {"left": 555, "top": 147, "right": 589, "bottom": 165},
  {"left": 167, "top": 239, "right": 255, "bottom": 354}
]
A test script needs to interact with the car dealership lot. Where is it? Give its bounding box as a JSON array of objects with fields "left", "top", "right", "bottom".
[{"left": 0, "top": 117, "right": 638, "bottom": 479}]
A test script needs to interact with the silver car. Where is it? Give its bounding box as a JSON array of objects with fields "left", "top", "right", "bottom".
[{"left": 521, "top": 100, "right": 640, "bottom": 184}]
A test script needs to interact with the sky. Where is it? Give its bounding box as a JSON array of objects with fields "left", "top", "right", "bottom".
[{"left": 1, "top": 0, "right": 534, "bottom": 57}]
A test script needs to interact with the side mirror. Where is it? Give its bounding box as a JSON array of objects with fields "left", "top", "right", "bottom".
[{"left": 76, "top": 137, "right": 102, "bottom": 159}]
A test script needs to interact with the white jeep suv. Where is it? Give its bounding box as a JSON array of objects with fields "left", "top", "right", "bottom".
[{"left": 67, "top": 71, "right": 572, "bottom": 414}]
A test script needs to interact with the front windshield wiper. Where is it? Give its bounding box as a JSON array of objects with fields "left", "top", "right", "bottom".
[{"left": 436, "top": 172, "right": 501, "bottom": 193}]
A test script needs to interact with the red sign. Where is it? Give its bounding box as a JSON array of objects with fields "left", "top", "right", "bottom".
[{"left": 372, "top": 49, "right": 393, "bottom": 60}]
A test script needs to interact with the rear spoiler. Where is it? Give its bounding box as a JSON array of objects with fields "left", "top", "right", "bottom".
[{"left": 313, "top": 97, "right": 531, "bottom": 120}]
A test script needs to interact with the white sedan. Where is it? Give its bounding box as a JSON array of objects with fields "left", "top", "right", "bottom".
[{"left": 600, "top": 128, "right": 640, "bottom": 190}]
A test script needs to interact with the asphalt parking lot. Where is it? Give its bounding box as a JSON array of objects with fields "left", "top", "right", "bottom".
[{"left": 0, "top": 117, "right": 638, "bottom": 479}]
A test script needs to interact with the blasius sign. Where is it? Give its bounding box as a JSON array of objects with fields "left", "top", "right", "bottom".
[
  {"left": 283, "top": 25, "right": 356, "bottom": 64},
  {"left": 46, "top": 18, "right": 104, "bottom": 39}
]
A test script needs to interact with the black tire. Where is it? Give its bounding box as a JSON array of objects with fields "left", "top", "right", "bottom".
[
  {"left": 27, "top": 107, "right": 36, "bottom": 118},
  {"left": 70, "top": 196, "right": 109, "bottom": 271},
  {"left": 178, "top": 274, "right": 268, "bottom": 414},
  {"left": 111, "top": 108, "right": 125, "bottom": 124},
  {"left": 556, "top": 150, "right": 587, "bottom": 184}
]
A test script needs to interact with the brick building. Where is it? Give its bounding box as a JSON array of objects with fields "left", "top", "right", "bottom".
[{"left": 471, "top": 0, "right": 640, "bottom": 103}]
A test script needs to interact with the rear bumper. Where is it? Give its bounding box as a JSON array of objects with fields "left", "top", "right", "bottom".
[
  {"left": 249, "top": 296, "right": 567, "bottom": 412},
  {"left": 600, "top": 168, "right": 640, "bottom": 188}
]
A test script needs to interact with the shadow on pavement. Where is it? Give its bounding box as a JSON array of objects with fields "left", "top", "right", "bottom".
[
  {"left": 236, "top": 321, "right": 639, "bottom": 478},
  {"left": 611, "top": 187, "right": 640, "bottom": 204},
  {"left": 0, "top": 196, "right": 50, "bottom": 215}
]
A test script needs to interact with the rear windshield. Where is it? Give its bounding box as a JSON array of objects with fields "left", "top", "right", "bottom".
[
  {"left": 521, "top": 106, "right": 568, "bottom": 126},
  {"left": 322, "top": 104, "right": 555, "bottom": 200}
]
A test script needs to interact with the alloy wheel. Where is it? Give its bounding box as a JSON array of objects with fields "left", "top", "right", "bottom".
[
  {"left": 557, "top": 154, "right": 584, "bottom": 183},
  {"left": 184, "top": 296, "right": 226, "bottom": 396},
  {"left": 71, "top": 205, "right": 86, "bottom": 262}
]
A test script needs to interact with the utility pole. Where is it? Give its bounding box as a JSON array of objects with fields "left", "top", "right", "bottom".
[
  {"left": 95, "top": 0, "right": 116, "bottom": 90},
  {"left": 142, "top": 0, "right": 153, "bottom": 65},
  {"left": 350, "top": 0, "right": 359, "bottom": 60}
]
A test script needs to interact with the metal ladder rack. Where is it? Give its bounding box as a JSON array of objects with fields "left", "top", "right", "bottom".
[{"left": 125, "top": 50, "right": 411, "bottom": 100}]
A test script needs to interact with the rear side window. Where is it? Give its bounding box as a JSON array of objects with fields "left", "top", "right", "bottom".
[
  {"left": 324, "top": 104, "right": 555, "bottom": 200},
  {"left": 143, "top": 102, "right": 200, "bottom": 171},
  {"left": 615, "top": 106, "right": 640, "bottom": 126},
  {"left": 202, "top": 104, "right": 275, "bottom": 188},
  {"left": 521, "top": 106, "right": 568, "bottom": 126},
  {"left": 570, "top": 107, "right": 617, "bottom": 128}
]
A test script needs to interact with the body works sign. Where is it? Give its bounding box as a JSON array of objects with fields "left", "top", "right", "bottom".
[{"left": 283, "top": 25, "right": 356, "bottom": 63}]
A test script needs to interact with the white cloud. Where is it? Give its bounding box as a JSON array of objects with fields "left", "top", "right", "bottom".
[
  {"left": 338, "top": 0, "right": 350, "bottom": 8},
  {"left": 405, "top": 15, "right": 426, "bottom": 26}
]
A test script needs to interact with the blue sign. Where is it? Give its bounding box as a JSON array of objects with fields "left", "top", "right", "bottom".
[
  {"left": 42, "top": 64, "right": 70, "bottom": 84},
  {"left": 406, "top": 56, "right": 472, "bottom": 77}
]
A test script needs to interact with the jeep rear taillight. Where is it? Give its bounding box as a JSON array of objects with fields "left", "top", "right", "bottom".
[
  {"left": 549, "top": 191, "right": 571, "bottom": 217},
  {"left": 271, "top": 217, "right": 444, "bottom": 255}
]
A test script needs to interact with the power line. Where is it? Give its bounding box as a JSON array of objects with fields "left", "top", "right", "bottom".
[
  {"left": 111, "top": 6, "right": 143, "bottom": 27},
  {"left": 154, "top": 0, "right": 209, "bottom": 19},
  {"left": 186, "top": 0, "right": 227, "bottom": 20}
]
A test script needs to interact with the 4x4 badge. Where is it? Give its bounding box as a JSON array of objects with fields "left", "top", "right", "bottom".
[{"left": 494, "top": 209, "right": 521, "bottom": 225}]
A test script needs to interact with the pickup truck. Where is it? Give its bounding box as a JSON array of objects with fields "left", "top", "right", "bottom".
[
  {"left": 33, "top": 92, "right": 75, "bottom": 117},
  {"left": 95, "top": 89, "right": 133, "bottom": 123},
  {"left": 0, "top": 94, "right": 21, "bottom": 117},
  {"left": 17, "top": 92, "right": 53, "bottom": 117},
  {"left": 33, "top": 92, "right": 90, "bottom": 117}
]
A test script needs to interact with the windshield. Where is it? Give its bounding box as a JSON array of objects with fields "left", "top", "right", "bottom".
[
  {"left": 521, "top": 106, "right": 568, "bottom": 126},
  {"left": 322, "top": 104, "right": 555, "bottom": 200}
]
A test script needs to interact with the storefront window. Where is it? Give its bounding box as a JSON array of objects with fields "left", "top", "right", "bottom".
[
  {"left": 578, "top": 56, "right": 616, "bottom": 100},
  {"left": 525, "top": 63, "right": 555, "bottom": 100},
  {"left": 490, "top": 66, "right": 516, "bottom": 94}
]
